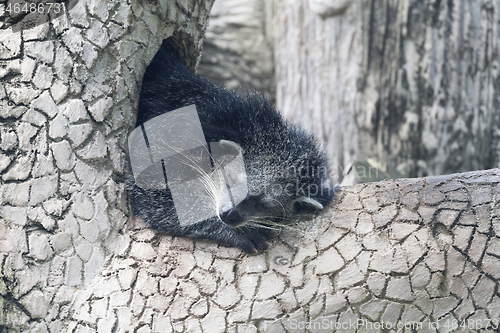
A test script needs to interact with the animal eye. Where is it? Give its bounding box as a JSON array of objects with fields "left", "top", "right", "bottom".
[
  {"left": 293, "top": 201, "right": 313, "bottom": 214},
  {"left": 293, "top": 197, "right": 324, "bottom": 214},
  {"left": 255, "top": 201, "right": 271, "bottom": 210}
]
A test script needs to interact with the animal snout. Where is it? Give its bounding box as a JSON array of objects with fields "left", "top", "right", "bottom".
[{"left": 220, "top": 208, "right": 244, "bottom": 227}]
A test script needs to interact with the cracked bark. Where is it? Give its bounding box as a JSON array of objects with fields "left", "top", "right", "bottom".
[
  {"left": 0, "top": 0, "right": 215, "bottom": 330},
  {"left": 2, "top": 0, "right": 500, "bottom": 332}
]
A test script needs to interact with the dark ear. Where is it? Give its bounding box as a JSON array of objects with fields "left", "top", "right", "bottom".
[{"left": 293, "top": 197, "right": 324, "bottom": 214}]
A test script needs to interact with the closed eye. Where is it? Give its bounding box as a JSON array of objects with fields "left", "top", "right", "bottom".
[
  {"left": 293, "top": 201, "right": 315, "bottom": 214},
  {"left": 292, "top": 197, "right": 324, "bottom": 214}
]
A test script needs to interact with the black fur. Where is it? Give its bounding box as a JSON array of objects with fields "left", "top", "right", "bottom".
[{"left": 127, "top": 46, "right": 335, "bottom": 253}]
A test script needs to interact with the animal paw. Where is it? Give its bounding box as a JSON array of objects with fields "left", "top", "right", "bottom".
[{"left": 236, "top": 227, "right": 275, "bottom": 254}]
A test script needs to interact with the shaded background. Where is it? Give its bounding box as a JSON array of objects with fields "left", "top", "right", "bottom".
[{"left": 198, "top": 0, "right": 500, "bottom": 184}]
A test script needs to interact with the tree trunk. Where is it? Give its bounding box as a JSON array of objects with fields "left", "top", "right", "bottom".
[
  {"left": 197, "top": 0, "right": 276, "bottom": 105},
  {"left": 0, "top": 0, "right": 214, "bottom": 330},
  {"left": 268, "top": 0, "right": 500, "bottom": 182}
]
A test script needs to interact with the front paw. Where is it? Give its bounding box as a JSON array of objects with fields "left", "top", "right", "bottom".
[{"left": 234, "top": 227, "right": 275, "bottom": 253}]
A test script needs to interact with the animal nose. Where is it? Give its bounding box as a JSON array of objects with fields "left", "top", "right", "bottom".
[{"left": 220, "top": 209, "right": 243, "bottom": 227}]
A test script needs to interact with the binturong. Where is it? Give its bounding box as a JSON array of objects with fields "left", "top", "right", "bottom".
[{"left": 126, "top": 43, "right": 336, "bottom": 253}]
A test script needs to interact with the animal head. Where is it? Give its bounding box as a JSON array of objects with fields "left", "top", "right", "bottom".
[{"left": 210, "top": 139, "right": 335, "bottom": 228}]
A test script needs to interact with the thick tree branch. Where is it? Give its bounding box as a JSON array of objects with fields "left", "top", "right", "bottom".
[{"left": 69, "top": 168, "right": 500, "bottom": 331}]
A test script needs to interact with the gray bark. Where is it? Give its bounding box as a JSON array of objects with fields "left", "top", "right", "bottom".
[
  {"left": 267, "top": 0, "right": 500, "bottom": 182},
  {"left": 2, "top": 0, "right": 500, "bottom": 332},
  {"left": 197, "top": 0, "right": 276, "bottom": 104},
  {"left": 32, "top": 169, "right": 500, "bottom": 332},
  {"left": 0, "top": 0, "right": 214, "bottom": 330}
]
